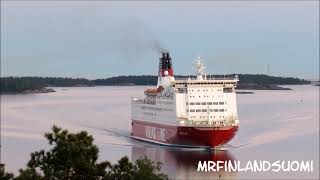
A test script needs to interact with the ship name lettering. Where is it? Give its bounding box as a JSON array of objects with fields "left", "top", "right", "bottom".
[{"left": 145, "top": 126, "right": 166, "bottom": 142}]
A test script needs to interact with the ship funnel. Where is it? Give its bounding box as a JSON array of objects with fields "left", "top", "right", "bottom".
[{"left": 158, "top": 52, "right": 174, "bottom": 77}]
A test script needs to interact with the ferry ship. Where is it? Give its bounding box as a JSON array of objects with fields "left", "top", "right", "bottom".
[{"left": 131, "top": 52, "right": 239, "bottom": 148}]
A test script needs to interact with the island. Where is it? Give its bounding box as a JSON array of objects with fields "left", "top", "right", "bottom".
[
  {"left": 0, "top": 77, "right": 93, "bottom": 94},
  {"left": 0, "top": 74, "right": 310, "bottom": 94}
]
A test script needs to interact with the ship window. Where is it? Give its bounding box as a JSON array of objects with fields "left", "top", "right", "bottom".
[
  {"left": 201, "top": 102, "right": 206, "bottom": 105},
  {"left": 186, "top": 110, "right": 189, "bottom": 112},
  {"left": 202, "top": 109, "right": 207, "bottom": 112},
  {"left": 223, "top": 87, "right": 233, "bottom": 93},
  {"left": 196, "top": 109, "right": 201, "bottom": 112},
  {"left": 219, "top": 109, "right": 224, "bottom": 112},
  {"left": 190, "top": 102, "right": 195, "bottom": 105},
  {"left": 186, "top": 102, "right": 188, "bottom": 105},
  {"left": 213, "top": 102, "right": 218, "bottom": 105},
  {"left": 207, "top": 102, "right": 212, "bottom": 105},
  {"left": 214, "top": 109, "right": 218, "bottom": 112},
  {"left": 190, "top": 109, "right": 195, "bottom": 112},
  {"left": 196, "top": 102, "right": 200, "bottom": 105},
  {"left": 219, "top": 102, "right": 224, "bottom": 105}
]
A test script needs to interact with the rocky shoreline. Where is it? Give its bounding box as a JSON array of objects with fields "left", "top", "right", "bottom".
[{"left": 1, "top": 88, "right": 55, "bottom": 94}]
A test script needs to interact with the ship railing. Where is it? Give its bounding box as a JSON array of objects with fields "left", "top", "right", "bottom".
[
  {"left": 177, "top": 118, "right": 239, "bottom": 127},
  {"left": 174, "top": 75, "right": 239, "bottom": 81}
]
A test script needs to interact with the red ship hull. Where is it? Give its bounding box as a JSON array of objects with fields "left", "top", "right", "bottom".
[{"left": 131, "top": 120, "right": 238, "bottom": 148}]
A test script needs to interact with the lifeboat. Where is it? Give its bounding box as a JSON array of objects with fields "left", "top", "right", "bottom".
[{"left": 144, "top": 86, "right": 164, "bottom": 96}]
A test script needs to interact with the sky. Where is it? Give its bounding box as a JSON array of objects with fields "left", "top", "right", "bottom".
[{"left": 1, "top": 1, "right": 319, "bottom": 79}]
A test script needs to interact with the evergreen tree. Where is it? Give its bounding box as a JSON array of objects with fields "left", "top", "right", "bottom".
[{"left": 11, "top": 126, "right": 167, "bottom": 180}]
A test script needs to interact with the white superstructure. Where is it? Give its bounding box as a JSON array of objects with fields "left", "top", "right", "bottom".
[{"left": 131, "top": 54, "right": 239, "bottom": 128}]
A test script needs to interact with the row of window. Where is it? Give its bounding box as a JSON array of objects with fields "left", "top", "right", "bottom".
[
  {"left": 134, "top": 99, "right": 173, "bottom": 105},
  {"left": 140, "top": 106, "right": 174, "bottom": 112},
  {"left": 187, "top": 102, "right": 225, "bottom": 105},
  {"left": 134, "top": 99, "right": 156, "bottom": 105},
  {"left": 157, "top": 101, "right": 173, "bottom": 105},
  {"left": 175, "top": 82, "right": 235, "bottom": 85},
  {"left": 189, "top": 89, "right": 223, "bottom": 92},
  {"left": 189, "top": 95, "right": 224, "bottom": 98},
  {"left": 187, "top": 109, "right": 226, "bottom": 112},
  {"left": 190, "top": 115, "right": 225, "bottom": 119},
  {"left": 143, "top": 112, "right": 155, "bottom": 116}
]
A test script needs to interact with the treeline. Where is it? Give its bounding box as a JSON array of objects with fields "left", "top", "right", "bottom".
[
  {"left": 93, "top": 75, "right": 158, "bottom": 86},
  {"left": 0, "top": 77, "right": 93, "bottom": 93},
  {"left": 0, "top": 74, "right": 310, "bottom": 93},
  {"left": 93, "top": 74, "right": 310, "bottom": 86},
  {"left": 236, "top": 74, "right": 309, "bottom": 85},
  {"left": 0, "top": 77, "right": 46, "bottom": 93}
]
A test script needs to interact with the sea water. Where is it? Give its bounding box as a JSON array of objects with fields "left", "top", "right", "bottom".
[{"left": 1, "top": 85, "right": 319, "bottom": 179}]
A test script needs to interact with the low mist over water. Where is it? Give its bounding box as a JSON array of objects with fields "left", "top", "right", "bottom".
[{"left": 1, "top": 85, "right": 319, "bottom": 179}]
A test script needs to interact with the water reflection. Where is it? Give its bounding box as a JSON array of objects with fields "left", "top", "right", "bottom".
[{"left": 131, "top": 145, "right": 238, "bottom": 180}]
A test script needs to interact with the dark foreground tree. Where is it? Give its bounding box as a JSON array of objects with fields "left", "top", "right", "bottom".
[
  {"left": 104, "top": 156, "right": 167, "bottom": 180},
  {"left": 0, "top": 164, "right": 14, "bottom": 180},
  {"left": 16, "top": 125, "right": 109, "bottom": 180},
  {"left": 12, "top": 126, "right": 167, "bottom": 180}
]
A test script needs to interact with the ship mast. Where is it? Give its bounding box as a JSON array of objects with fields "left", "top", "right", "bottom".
[{"left": 196, "top": 56, "right": 206, "bottom": 80}]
